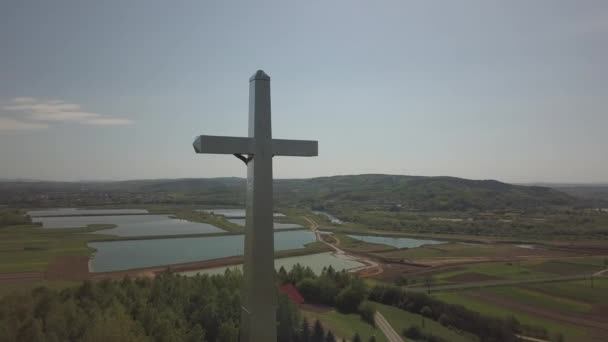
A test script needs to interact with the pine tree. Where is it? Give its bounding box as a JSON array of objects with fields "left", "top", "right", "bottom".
[
  {"left": 187, "top": 324, "right": 205, "bottom": 342},
  {"left": 300, "top": 319, "right": 311, "bottom": 342},
  {"left": 352, "top": 332, "right": 362, "bottom": 342},
  {"left": 420, "top": 306, "right": 433, "bottom": 328},
  {"left": 325, "top": 330, "right": 336, "bottom": 342},
  {"left": 217, "top": 320, "right": 239, "bottom": 342},
  {"left": 312, "top": 319, "right": 325, "bottom": 342}
]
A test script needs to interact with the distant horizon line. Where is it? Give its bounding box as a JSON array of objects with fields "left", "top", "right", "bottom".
[{"left": 1, "top": 174, "right": 608, "bottom": 186}]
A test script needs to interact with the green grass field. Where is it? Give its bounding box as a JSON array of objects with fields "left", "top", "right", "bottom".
[
  {"left": 526, "top": 260, "right": 604, "bottom": 276},
  {"left": 483, "top": 286, "right": 592, "bottom": 313},
  {"left": 433, "top": 289, "right": 590, "bottom": 341},
  {"left": 524, "top": 278, "right": 608, "bottom": 304},
  {"left": 376, "top": 242, "right": 554, "bottom": 261},
  {"left": 0, "top": 224, "right": 113, "bottom": 272},
  {"left": 429, "top": 257, "right": 605, "bottom": 285},
  {"left": 302, "top": 308, "right": 387, "bottom": 342},
  {"left": 431, "top": 261, "right": 553, "bottom": 282},
  {"left": 397, "top": 252, "right": 608, "bottom": 340},
  {"left": 173, "top": 209, "right": 243, "bottom": 232},
  {"left": 557, "top": 255, "right": 607, "bottom": 267},
  {"left": 377, "top": 244, "right": 448, "bottom": 259},
  {"left": 334, "top": 234, "right": 396, "bottom": 253},
  {"left": 373, "top": 302, "right": 475, "bottom": 342}
]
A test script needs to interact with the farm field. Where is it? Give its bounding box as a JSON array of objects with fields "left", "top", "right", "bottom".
[
  {"left": 433, "top": 278, "right": 608, "bottom": 342},
  {"left": 376, "top": 252, "right": 608, "bottom": 341},
  {"left": 332, "top": 234, "right": 397, "bottom": 253},
  {"left": 0, "top": 224, "right": 112, "bottom": 273},
  {"left": 373, "top": 302, "right": 474, "bottom": 342},
  {"left": 373, "top": 242, "right": 582, "bottom": 266},
  {"left": 433, "top": 291, "right": 584, "bottom": 341},
  {"left": 524, "top": 278, "right": 608, "bottom": 303},
  {"left": 427, "top": 257, "right": 606, "bottom": 283}
]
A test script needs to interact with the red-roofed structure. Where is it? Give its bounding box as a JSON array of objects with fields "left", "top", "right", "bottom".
[{"left": 279, "top": 283, "right": 305, "bottom": 305}]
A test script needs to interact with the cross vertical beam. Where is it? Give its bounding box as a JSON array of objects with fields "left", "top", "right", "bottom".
[
  {"left": 192, "top": 70, "right": 318, "bottom": 342},
  {"left": 241, "top": 70, "right": 276, "bottom": 342}
]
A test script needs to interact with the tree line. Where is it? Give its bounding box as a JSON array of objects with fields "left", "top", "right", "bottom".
[
  {"left": 0, "top": 208, "right": 32, "bottom": 227},
  {"left": 0, "top": 270, "right": 305, "bottom": 342},
  {"left": 1, "top": 264, "right": 549, "bottom": 342},
  {"left": 282, "top": 264, "right": 548, "bottom": 342}
]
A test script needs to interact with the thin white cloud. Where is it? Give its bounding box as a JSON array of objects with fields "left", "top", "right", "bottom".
[
  {"left": 0, "top": 117, "right": 48, "bottom": 131},
  {"left": 11, "top": 97, "right": 37, "bottom": 104},
  {"left": 82, "top": 117, "right": 134, "bottom": 126},
  {"left": 1, "top": 97, "right": 133, "bottom": 130}
]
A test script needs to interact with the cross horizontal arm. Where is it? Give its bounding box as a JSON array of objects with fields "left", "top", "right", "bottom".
[
  {"left": 193, "top": 135, "right": 255, "bottom": 155},
  {"left": 272, "top": 139, "right": 318, "bottom": 157}
]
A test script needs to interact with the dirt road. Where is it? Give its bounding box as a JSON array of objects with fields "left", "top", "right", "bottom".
[{"left": 303, "top": 216, "right": 383, "bottom": 276}]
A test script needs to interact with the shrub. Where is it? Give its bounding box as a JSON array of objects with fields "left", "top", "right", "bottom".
[
  {"left": 403, "top": 326, "right": 422, "bottom": 340},
  {"left": 438, "top": 313, "right": 449, "bottom": 326},
  {"left": 335, "top": 285, "right": 366, "bottom": 313},
  {"left": 358, "top": 301, "right": 375, "bottom": 326}
]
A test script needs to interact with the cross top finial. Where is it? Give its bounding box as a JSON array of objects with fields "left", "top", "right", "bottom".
[{"left": 250, "top": 70, "right": 270, "bottom": 82}]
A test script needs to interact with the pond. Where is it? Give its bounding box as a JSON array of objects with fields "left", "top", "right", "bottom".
[
  {"left": 199, "top": 209, "right": 285, "bottom": 218},
  {"left": 180, "top": 252, "right": 365, "bottom": 276},
  {"left": 27, "top": 208, "right": 149, "bottom": 216},
  {"left": 32, "top": 215, "right": 224, "bottom": 236},
  {"left": 89, "top": 230, "right": 317, "bottom": 272},
  {"left": 347, "top": 234, "right": 442, "bottom": 248},
  {"left": 226, "top": 218, "right": 301, "bottom": 230}
]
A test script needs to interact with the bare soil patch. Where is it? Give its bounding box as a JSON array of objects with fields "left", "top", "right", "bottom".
[
  {"left": 549, "top": 241, "right": 608, "bottom": 255},
  {"left": 46, "top": 255, "right": 89, "bottom": 281},
  {"left": 369, "top": 263, "right": 427, "bottom": 282},
  {"left": 584, "top": 304, "right": 608, "bottom": 323}
]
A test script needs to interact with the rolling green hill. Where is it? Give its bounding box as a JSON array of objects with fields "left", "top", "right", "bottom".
[
  {"left": 274, "top": 175, "right": 576, "bottom": 211},
  {"left": 0, "top": 174, "right": 578, "bottom": 211}
]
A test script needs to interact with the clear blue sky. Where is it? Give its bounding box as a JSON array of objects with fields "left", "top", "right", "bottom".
[{"left": 1, "top": 1, "right": 607, "bottom": 183}]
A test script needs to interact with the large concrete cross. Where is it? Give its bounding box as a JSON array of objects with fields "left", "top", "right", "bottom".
[{"left": 193, "top": 70, "right": 318, "bottom": 342}]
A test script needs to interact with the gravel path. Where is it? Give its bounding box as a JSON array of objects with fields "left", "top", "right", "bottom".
[{"left": 374, "top": 311, "right": 404, "bottom": 342}]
